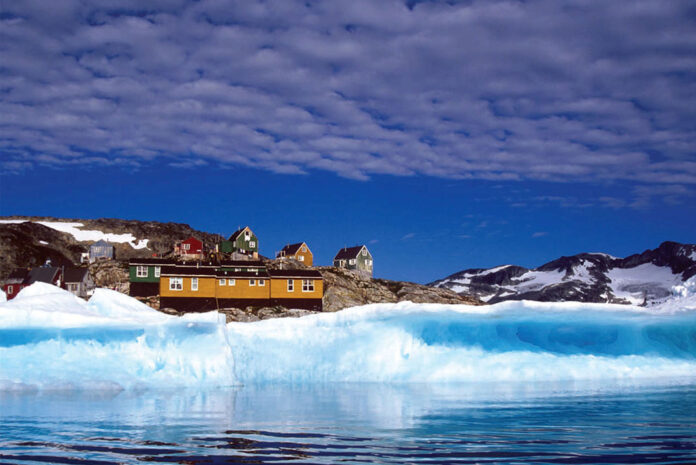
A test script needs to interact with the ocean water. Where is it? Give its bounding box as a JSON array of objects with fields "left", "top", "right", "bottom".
[{"left": 2, "top": 382, "right": 696, "bottom": 464}]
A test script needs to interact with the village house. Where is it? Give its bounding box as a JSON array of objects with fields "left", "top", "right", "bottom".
[
  {"left": 218, "top": 226, "right": 259, "bottom": 258},
  {"left": 2, "top": 265, "right": 63, "bottom": 300},
  {"left": 276, "top": 242, "right": 313, "bottom": 266},
  {"left": 89, "top": 240, "right": 114, "bottom": 262},
  {"left": 333, "top": 245, "right": 374, "bottom": 277},
  {"left": 128, "top": 258, "right": 176, "bottom": 297},
  {"left": 175, "top": 236, "right": 204, "bottom": 260},
  {"left": 63, "top": 267, "right": 95, "bottom": 298}
]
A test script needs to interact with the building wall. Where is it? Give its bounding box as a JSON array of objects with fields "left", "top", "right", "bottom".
[
  {"left": 233, "top": 228, "right": 259, "bottom": 253},
  {"left": 2, "top": 283, "right": 24, "bottom": 300},
  {"left": 293, "top": 246, "right": 313, "bottom": 267},
  {"left": 129, "top": 265, "right": 161, "bottom": 283},
  {"left": 160, "top": 276, "right": 216, "bottom": 298},
  {"left": 270, "top": 278, "right": 323, "bottom": 300},
  {"left": 217, "top": 277, "right": 271, "bottom": 299}
]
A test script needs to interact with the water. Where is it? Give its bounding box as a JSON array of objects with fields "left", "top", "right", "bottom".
[{"left": 2, "top": 381, "right": 696, "bottom": 464}]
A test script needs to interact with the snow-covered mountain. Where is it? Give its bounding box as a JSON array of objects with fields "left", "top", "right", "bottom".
[{"left": 431, "top": 242, "right": 696, "bottom": 306}]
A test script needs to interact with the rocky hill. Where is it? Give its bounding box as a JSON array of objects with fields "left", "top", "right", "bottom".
[
  {"left": 431, "top": 241, "right": 696, "bottom": 306},
  {"left": 0, "top": 216, "right": 481, "bottom": 321},
  {"left": 0, "top": 216, "right": 222, "bottom": 280}
]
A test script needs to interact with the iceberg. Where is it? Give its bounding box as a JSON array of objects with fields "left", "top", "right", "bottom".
[{"left": 1, "top": 283, "right": 695, "bottom": 390}]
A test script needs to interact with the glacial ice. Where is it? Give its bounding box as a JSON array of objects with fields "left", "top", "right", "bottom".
[{"left": 1, "top": 283, "right": 695, "bottom": 391}]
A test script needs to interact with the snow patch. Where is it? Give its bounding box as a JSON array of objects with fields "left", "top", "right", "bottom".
[
  {"left": 39, "top": 240, "right": 48, "bottom": 245},
  {"left": 0, "top": 220, "right": 149, "bottom": 249},
  {"left": 607, "top": 264, "right": 681, "bottom": 305},
  {"left": 511, "top": 269, "right": 565, "bottom": 292}
]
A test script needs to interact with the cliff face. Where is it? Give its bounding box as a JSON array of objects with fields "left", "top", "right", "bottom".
[{"left": 0, "top": 216, "right": 222, "bottom": 279}]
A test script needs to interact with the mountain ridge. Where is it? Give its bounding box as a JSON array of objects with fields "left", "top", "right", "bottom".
[{"left": 431, "top": 241, "right": 696, "bottom": 306}]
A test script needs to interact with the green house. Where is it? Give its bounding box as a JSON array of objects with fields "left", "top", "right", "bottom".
[
  {"left": 333, "top": 245, "right": 373, "bottom": 277},
  {"left": 129, "top": 258, "right": 174, "bottom": 297},
  {"left": 219, "top": 226, "right": 259, "bottom": 256}
]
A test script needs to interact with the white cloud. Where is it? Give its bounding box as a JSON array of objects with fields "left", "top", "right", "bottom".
[{"left": 0, "top": 0, "right": 694, "bottom": 194}]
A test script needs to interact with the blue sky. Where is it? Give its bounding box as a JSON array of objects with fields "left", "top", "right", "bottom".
[{"left": 1, "top": 0, "right": 695, "bottom": 283}]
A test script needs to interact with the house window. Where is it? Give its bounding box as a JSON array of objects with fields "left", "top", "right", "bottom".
[
  {"left": 219, "top": 279, "right": 226, "bottom": 286},
  {"left": 245, "top": 231, "right": 250, "bottom": 240},
  {"left": 249, "top": 279, "right": 256, "bottom": 286},
  {"left": 349, "top": 259, "right": 356, "bottom": 265},
  {"left": 366, "top": 260, "right": 373, "bottom": 266},
  {"left": 183, "top": 243, "right": 190, "bottom": 250},
  {"left": 68, "top": 283, "right": 78, "bottom": 292},
  {"left": 191, "top": 278, "right": 198, "bottom": 291},
  {"left": 249, "top": 241, "right": 256, "bottom": 248},
  {"left": 362, "top": 249, "right": 367, "bottom": 256},
  {"left": 302, "top": 279, "right": 315, "bottom": 292},
  {"left": 301, "top": 246, "right": 306, "bottom": 252},
  {"left": 287, "top": 279, "right": 294, "bottom": 292},
  {"left": 7, "top": 285, "right": 13, "bottom": 294},
  {"left": 154, "top": 266, "right": 161, "bottom": 278},
  {"left": 136, "top": 266, "right": 147, "bottom": 278},
  {"left": 298, "top": 255, "right": 304, "bottom": 261},
  {"left": 169, "top": 277, "right": 183, "bottom": 291},
  {"left": 339, "top": 259, "right": 346, "bottom": 266},
  {"left": 229, "top": 279, "right": 235, "bottom": 286},
  {"left": 259, "top": 279, "right": 265, "bottom": 286}
]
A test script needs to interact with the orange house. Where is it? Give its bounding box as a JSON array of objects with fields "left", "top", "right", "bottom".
[{"left": 276, "top": 242, "right": 313, "bottom": 267}]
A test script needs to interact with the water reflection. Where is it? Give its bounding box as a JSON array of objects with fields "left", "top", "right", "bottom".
[{"left": 2, "top": 381, "right": 696, "bottom": 464}]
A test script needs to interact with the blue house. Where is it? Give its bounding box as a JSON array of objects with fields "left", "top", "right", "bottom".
[{"left": 89, "top": 240, "right": 114, "bottom": 262}]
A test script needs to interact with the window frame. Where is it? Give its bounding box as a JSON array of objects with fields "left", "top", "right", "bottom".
[
  {"left": 258, "top": 279, "right": 265, "bottom": 287},
  {"left": 249, "top": 279, "right": 256, "bottom": 286},
  {"left": 169, "top": 277, "right": 183, "bottom": 291},
  {"left": 229, "top": 279, "right": 236, "bottom": 286},
  {"left": 219, "top": 278, "right": 226, "bottom": 286},
  {"left": 7, "top": 285, "right": 13, "bottom": 294},
  {"left": 287, "top": 279, "right": 294, "bottom": 292},
  {"left": 191, "top": 277, "right": 198, "bottom": 291},
  {"left": 154, "top": 266, "right": 161, "bottom": 278},
  {"left": 302, "top": 279, "right": 315, "bottom": 292},
  {"left": 136, "top": 265, "right": 148, "bottom": 278}
]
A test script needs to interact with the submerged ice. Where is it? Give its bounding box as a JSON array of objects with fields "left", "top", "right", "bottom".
[{"left": 1, "top": 283, "right": 695, "bottom": 390}]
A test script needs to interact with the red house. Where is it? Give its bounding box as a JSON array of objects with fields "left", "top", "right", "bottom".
[
  {"left": 175, "top": 237, "right": 204, "bottom": 260},
  {"left": 2, "top": 266, "right": 63, "bottom": 300}
]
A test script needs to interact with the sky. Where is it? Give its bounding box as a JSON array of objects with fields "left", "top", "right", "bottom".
[{"left": 1, "top": 0, "right": 695, "bottom": 283}]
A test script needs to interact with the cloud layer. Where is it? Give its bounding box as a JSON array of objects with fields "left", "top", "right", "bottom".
[{"left": 1, "top": 0, "right": 695, "bottom": 186}]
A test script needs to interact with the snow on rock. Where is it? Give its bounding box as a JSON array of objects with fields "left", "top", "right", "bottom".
[
  {"left": 607, "top": 264, "right": 681, "bottom": 305},
  {"left": 0, "top": 220, "right": 149, "bottom": 249},
  {"left": 511, "top": 269, "right": 565, "bottom": 292},
  {"left": 2, "top": 284, "right": 696, "bottom": 389}
]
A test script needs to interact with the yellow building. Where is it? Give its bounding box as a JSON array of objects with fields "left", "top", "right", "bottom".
[{"left": 159, "top": 264, "right": 323, "bottom": 312}]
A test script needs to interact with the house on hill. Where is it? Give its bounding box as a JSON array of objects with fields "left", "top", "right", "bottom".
[
  {"left": 89, "top": 240, "right": 114, "bottom": 262},
  {"left": 276, "top": 242, "right": 313, "bottom": 266},
  {"left": 333, "top": 245, "right": 373, "bottom": 277},
  {"left": 218, "top": 226, "right": 259, "bottom": 258},
  {"left": 128, "top": 258, "right": 176, "bottom": 297},
  {"left": 63, "top": 267, "right": 94, "bottom": 298},
  {"left": 175, "top": 237, "right": 204, "bottom": 260},
  {"left": 1, "top": 266, "right": 63, "bottom": 300}
]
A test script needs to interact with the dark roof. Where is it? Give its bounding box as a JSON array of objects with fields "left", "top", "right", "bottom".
[
  {"left": 180, "top": 236, "right": 202, "bottom": 244},
  {"left": 218, "top": 260, "right": 265, "bottom": 267},
  {"left": 216, "top": 270, "right": 270, "bottom": 278},
  {"left": 129, "top": 258, "right": 177, "bottom": 265},
  {"left": 280, "top": 242, "right": 306, "bottom": 256},
  {"left": 26, "top": 267, "right": 60, "bottom": 284},
  {"left": 228, "top": 227, "right": 251, "bottom": 241},
  {"left": 160, "top": 266, "right": 217, "bottom": 277},
  {"left": 268, "top": 269, "right": 322, "bottom": 279},
  {"left": 7, "top": 268, "right": 29, "bottom": 282},
  {"left": 334, "top": 246, "right": 367, "bottom": 260},
  {"left": 63, "top": 267, "right": 89, "bottom": 283}
]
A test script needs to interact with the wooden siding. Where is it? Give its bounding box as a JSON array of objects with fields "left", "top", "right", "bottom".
[
  {"left": 217, "top": 277, "right": 270, "bottom": 299},
  {"left": 129, "top": 265, "right": 161, "bottom": 283},
  {"left": 270, "top": 277, "right": 322, "bottom": 300},
  {"left": 160, "top": 276, "right": 216, "bottom": 298}
]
